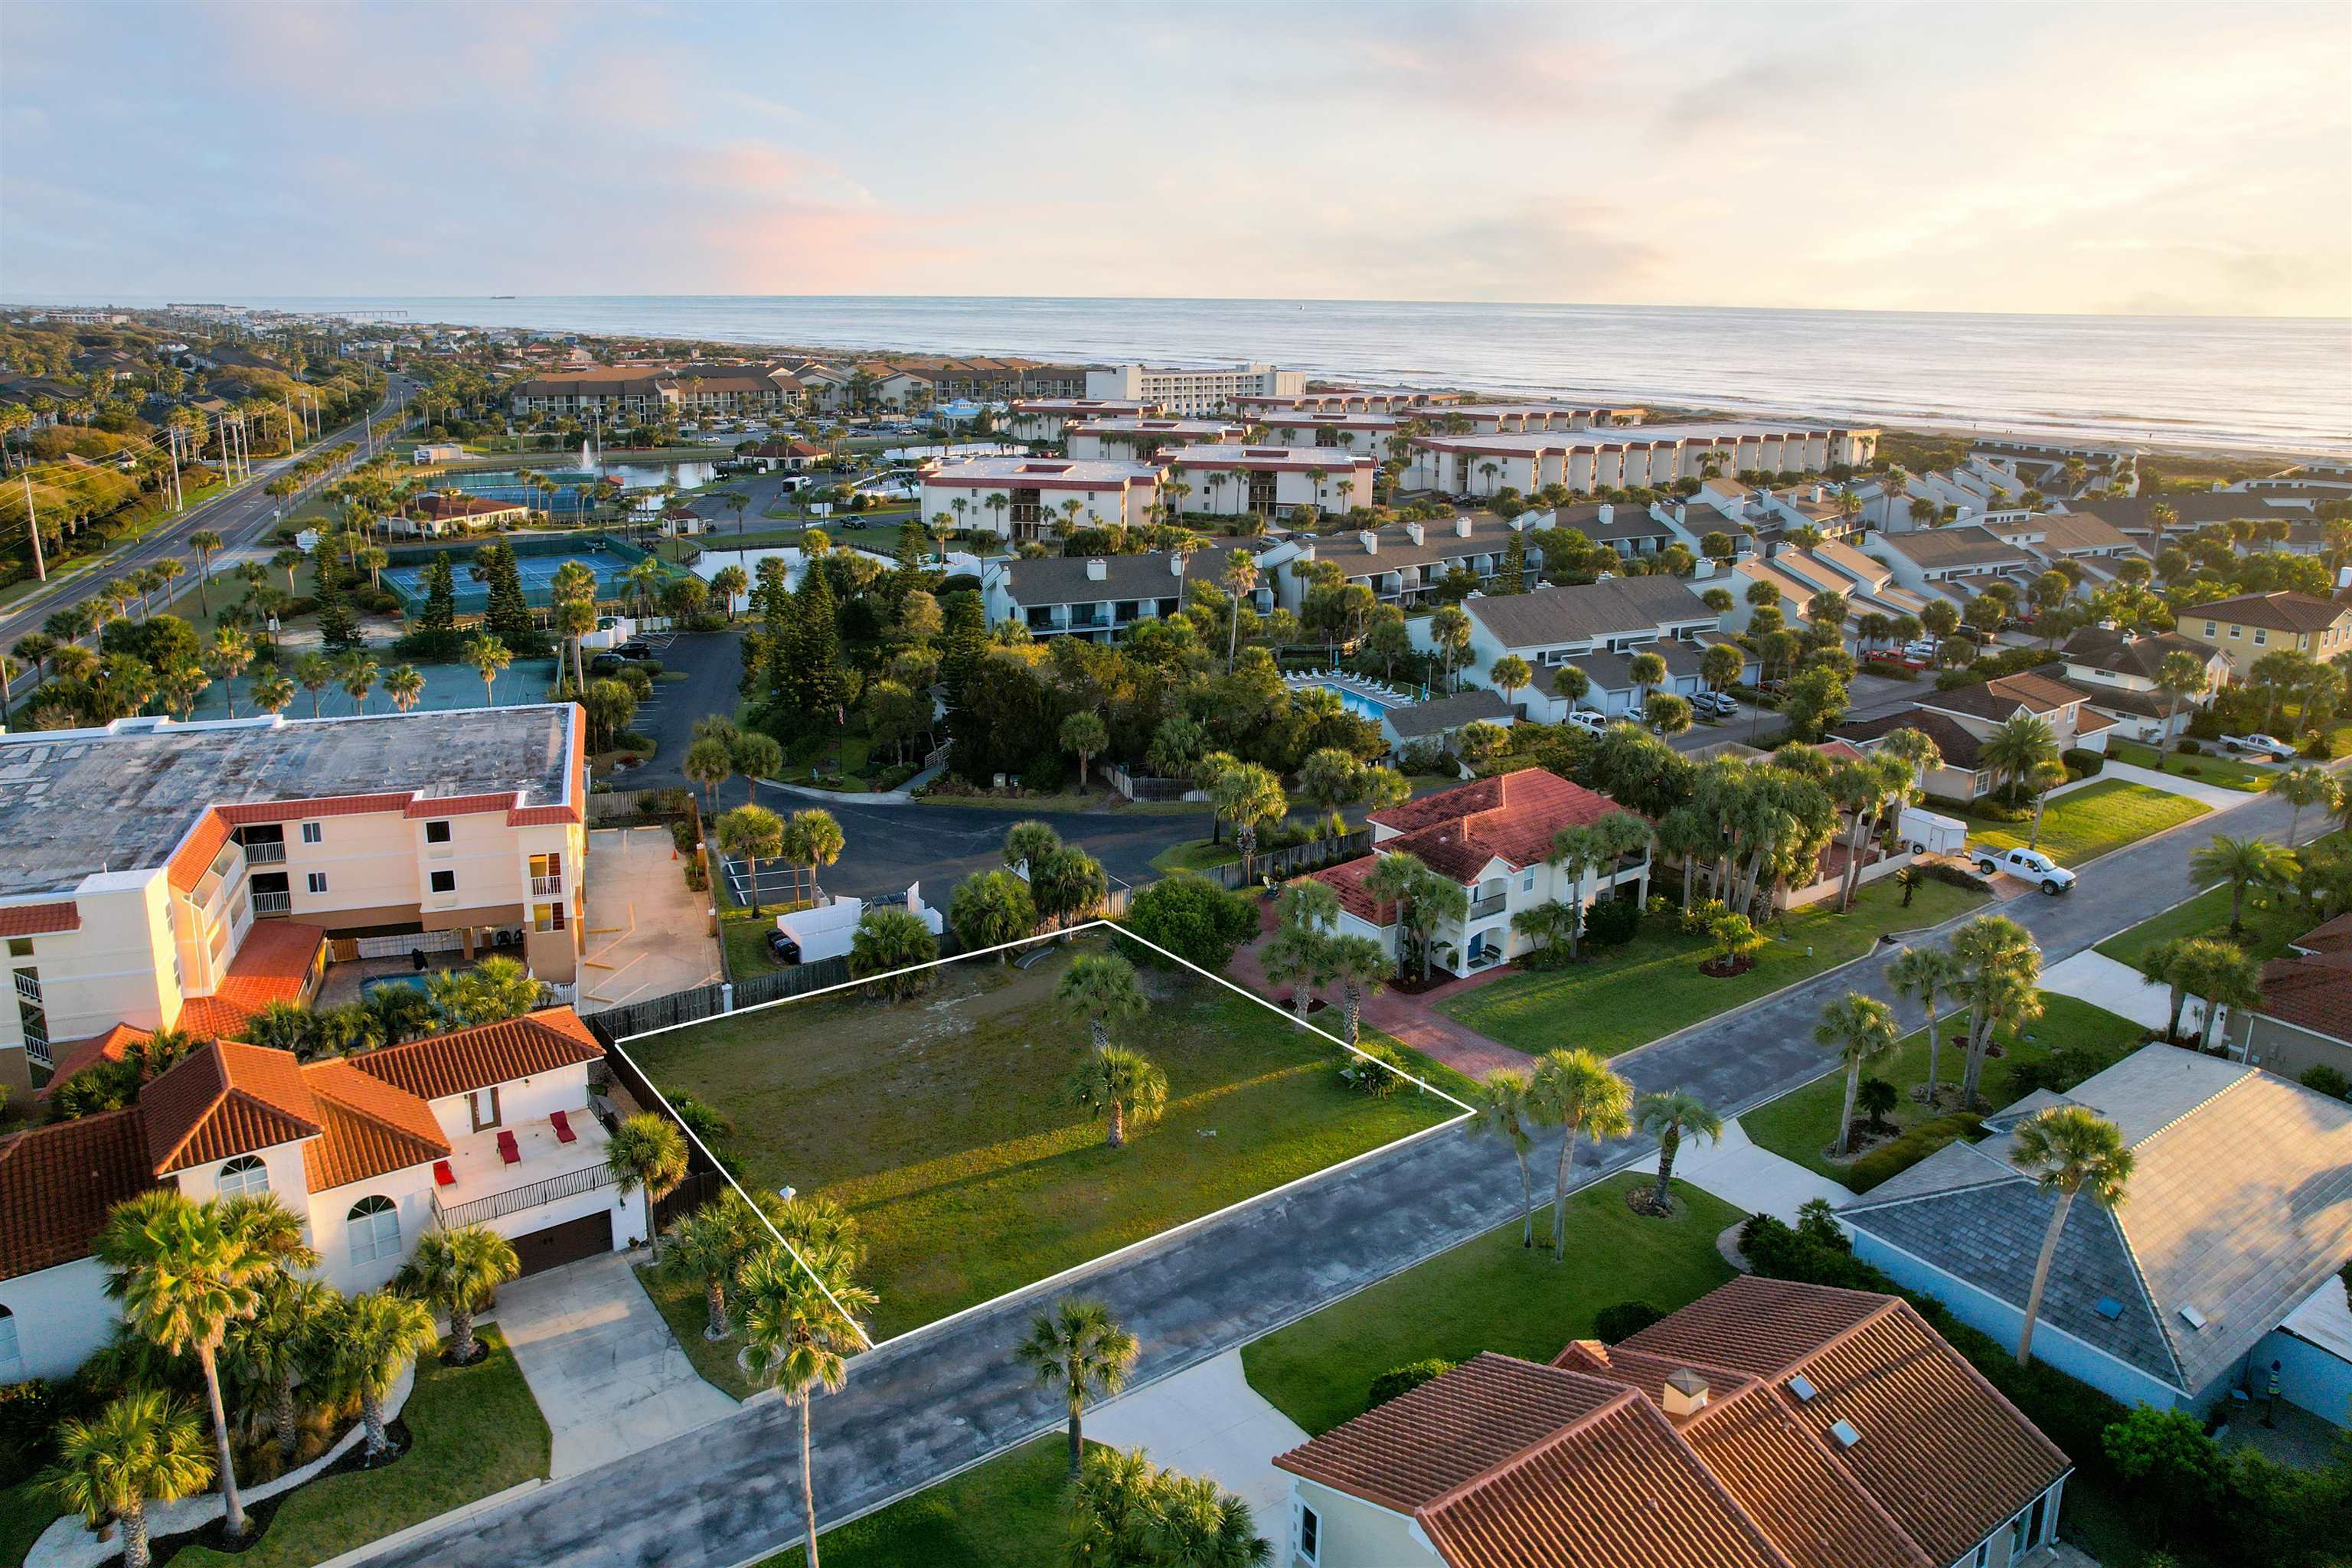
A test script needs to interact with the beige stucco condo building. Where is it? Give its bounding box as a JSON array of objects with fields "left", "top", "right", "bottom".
[{"left": 0, "top": 706, "right": 587, "bottom": 1096}]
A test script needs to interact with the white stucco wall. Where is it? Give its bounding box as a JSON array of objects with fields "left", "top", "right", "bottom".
[{"left": 0, "top": 1256, "right": 115, "bottom": 1381}]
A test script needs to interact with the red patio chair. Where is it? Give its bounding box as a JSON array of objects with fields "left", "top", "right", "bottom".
[
  {"left": 433, "top": 1159, "right": 456, "bottom": 1187},
  {"left": 496, "top": 1129, "right": 521, "bottom": 1165},
  {"left": 550, "top": 1109, "right": 577, "bottom": 1144}
]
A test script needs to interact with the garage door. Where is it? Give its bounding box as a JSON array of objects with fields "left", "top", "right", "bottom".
[{"left": 510, "top": 1211, "right": 616, "bottom": 1277}]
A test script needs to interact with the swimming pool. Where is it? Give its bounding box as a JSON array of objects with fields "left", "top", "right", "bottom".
[{"left": 1285, "top": 678, "right": 1407, "bottom": 720}]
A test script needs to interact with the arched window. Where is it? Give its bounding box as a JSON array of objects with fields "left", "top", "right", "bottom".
[
  {"left": 347, "top": 1196, "right": 400, "bottom": 1266},
  {"left": 0, "top": 1305, "right": 18, "bottom": 1378},
  {"left": 217, "top": 1155, "right": 269, "bottom": 1198}
]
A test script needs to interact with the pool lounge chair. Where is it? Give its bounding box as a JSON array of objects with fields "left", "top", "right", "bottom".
[
  {"left": 496, "top": 1129, "right": 521, "bottom": 1165},
  {"left": 551, "top": 1109, "right": 578, "bottom": 1144}
]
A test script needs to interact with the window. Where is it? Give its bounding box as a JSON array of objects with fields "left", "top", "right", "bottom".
[
  {"left": 2203, "top": 620, "right": 2217, "bottom": 637},
  {"left": 1521, "top": 870, "right": 1536, "bottom": 893},
  {"left": 429, "top": 869, "right": 456, "bottom": 894},
  {"left": 301, "top": 822, "right": 323, "bottom": 844},
  {"left": 306, "top": 872, "right": 329, "bottom": 895},
  {"left": 217, "top": 1155, "right": 269, "bottom": 1197},
  {"left": 348, "top": 1196, "right": 400, "bottom": 1266},
  {"left": 1295, "top": 1502, "right": 1319, "bottom": 1565},
  {"left": 4, "top": 938, "right": 27, "bottom": 959},
  {"left": 2229, "top": 624, "right": 2243, "bottom": 639},
  {"left": 0, "top": 1306, "right": 16, "bottom": 1379},
  {"left": 424, "top": 820, "right": 452, "bottom": 844}
]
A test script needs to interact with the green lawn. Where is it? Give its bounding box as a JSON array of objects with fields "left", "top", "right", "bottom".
[
  {"left": 1148, "top": 838, "right": 1241, "bottom": 876},
  {"left": 1956, "top": 779, "right": 2208, "bottom": 866},
  {"left": 781, "top": 1436, "right": 1076, "bottom": 1568},
  {"left": 625, "top": 936, "right": 1462, "bottom": 1338},
  {"left": 1439, "top": 878, "right": 1984, "bottom": 1060},
  {"left": 632, "top": 1259, "right": 760, "bottom": 1400},
  {"left": 165, "top": 1328, "right": 549, "bottom": 1568},
  {"left": 1, "top": 1479, "right": 56, "bottom": 1566},
  {"left": 1741, "top": 994, "right": 2148, "bottom": 1191},
  {"left": 1241, "top": 1174, "right": 1743, "bottom": 1436},
  {"left": 2093, "top": 873, "right": 2329, "bottom": 970},
  {"left": 2106, "top": 740, "right": 2270, "bottom": 792}
]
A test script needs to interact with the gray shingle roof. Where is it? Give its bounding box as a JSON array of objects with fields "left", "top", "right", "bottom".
[
  {"left": 1384, "top": 688, "right": 1512, "bottom": 739},
  {"left": 1465, "top": 577, "right": 1716, "bottom": 649},
  {"left": 1873, "top": 526, "right": 2032, "bottom": 571},
  {"left": 998, "top": 551, "right": 1209, "bottom": 606}
]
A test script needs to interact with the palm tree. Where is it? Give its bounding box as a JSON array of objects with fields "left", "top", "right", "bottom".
[
  {"left": 1886, "top": 945, "right": 1965, "bottom": 1105},
  {"left": 783, "top": 807, "right": 844, "bottom": 905},
  {"left": 1067, "top": 1046, "right": 1168, "bottom": 1149},
  {"left": 42, "top": 1390, "right": 216, "bottom": 1568},
  {"left": 1014, "top": 1297, "right": 1141, "bottom": 1479},
  {"left": 1547, "top": 825, "right": 1602, "bottom": 962},
  {"left": 717, "top": 803, "right": 786, "bottom": 916},
  {"left": 328, "top": 1290, "right": 441, "bottom": 1457},
  {"left": 207, "top": 628, "right": 253, "bottom": 718},
  {"left": 1815, "top": 991, "right": 1901, "bottom": 1157},
  {"left": 1634, "top": 1088, "right": 1723, "bottom": 1216},
  {"left": 1468, "top": 1069, "right": 1541, "bottom": 1246},
  {"left": 1527, "top": 1048, "right": 1633, "bottom": 1261},
  {"left": 94, "top": 1194, "right": 271, "bottom": 1539},
  {"left": 249, "top": 668, "right": 295, "bottom": 717},
  {"left": 2010, "top": 1107, "right": 2134, "bottom": 1367},
  {"left": 464, "top": 632, "right": 511, "bottom": 707},
  {"left": 2190, "top": 832, "right": 2299, "bottom": 936},
  {"left": 188, "top": 529, "right": 224, "bottom": 614},
  {"left": 1142, "top": 1472, "right": 1273, "bottom": 1566},
  {"left": 1057, "top": 952, "right": 1147, "bottom": 1051},
  {"left": 1261, "top": 926, "right": 1329, "bottom": 1027},
  {"left": 338, "top": 654, "right": 380, "bottom": 714},
  {"left": 1220, "top": 550, "right": 1259, "bottom": 671},
  {"left": 1978, "top": 711, "right": 2060, "bottom": 804},
  {"left": 738, "top": 1243, "right": 877, "bottom": 1568},
  {"left": 1626, "top": 651, "right": 1668, "bottom": 715},
  {"left": 2022, "top": 756, "right": 2069, "bottom": 851},
  {"left": 384, "top": 663, "right": 426, "bottom": 713},
  {"left": 663, "top": 1197, "right": 760, "bottom": 1340},
  {"left": 293, "top": 651, "right": 336, "bottom": 717},
  {"left": 394, "top": 1224, "right": 519, "bottom": 1365},
  {"left": 227, "top": 1272, "right": 339, "bottom": 1464},
  {"left": 2269, "top": 764, "right": 2337, "bottom": 845},
  {"left": 684, "top": 734, "right": 735, "bottom": 815},
  {"left": 608, "top": 1113, "right": 689, "bottom": 1259},
  {"left": 1324, "top": 934, "right": 1388, "bottom": 1045},
  {"left": 1208, "top": 761, "right": 1287, "bottom": 879}
]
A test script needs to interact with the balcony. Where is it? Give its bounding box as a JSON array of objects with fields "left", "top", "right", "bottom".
[
  {"left": 253, "top": 890, "right": 292, "bottom": 916},
  {"left": 531, "top": 875, "right": 564, "bottom": 898},
  {"left": 429, "top": 1112, "right": 616, "bottom": 1231},
  {"left": 1466, "top": 892, "right": 1510, "bottom": 921},
  {"left": 241, "top": 840, "right": 287, "bottom": 865}
]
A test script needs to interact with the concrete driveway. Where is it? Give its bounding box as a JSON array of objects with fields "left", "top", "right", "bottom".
[
  {"left": 492, "top": 1251, "right": 737, "bottom": 1480},
  {"left": 1088, "top": 1351, "right": 1308, "bottom": 1524},
  {"left": 580, "top": 825, "right": 723, "bottom": 1011}
]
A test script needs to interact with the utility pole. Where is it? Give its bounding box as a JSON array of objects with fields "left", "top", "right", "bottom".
[
  {"left": 21, "top": 472, "right": 45, "bottom": 582},
  {"left": 284, "top": 394, "right": 299, "bottom": 456}
]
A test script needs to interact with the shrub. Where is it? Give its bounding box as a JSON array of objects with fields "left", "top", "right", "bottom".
[
  {"left": 1367, "top": 1359, "right": 1455, "bottom": 1410},
  {"left": 1119, "top": 876, "right": 1259, "bottom": 972},
  {"left": 1581, "top": 896, "right": 1642, "bottom": 947},
  {"left": 1846, "top": 1112, "right": 1984, "bottom": 1191},
  {"left": 2061, "top": 747, "right": 2105, "bottom": 779},
  {"left": 2174, "top": 739, "right": 2205, "bottom": 756},
  {"left": 2300, "top": 1064, "right": 2352, "bottom": 1099},
  {"left": 1592, "top": 1301, "right": 1664, "bottom": 1341},
  {"left": 2304, "top": 731, "right": 2335, "bottom": 760},
  {"left": 1337, "top": 1040, "right": 1406, "bottom": 1097},
  {"left": 2187, "top": 708, "right": 2224, "bottom": 741},
  {"left": 0, "top": 1377, "right": 72, "bottom": 1488},
  {"left": 2179, "top": 764, "right": 2203, "bottom": 777},
  {"left": 1922, "top": 862, "right": 1994, "bottom": 893},
  {"left": 669, "top": 818, "right": 697, "bottom": 856},
  {"left": 683, "top": 859, "right": 708, "bottom": 893}
]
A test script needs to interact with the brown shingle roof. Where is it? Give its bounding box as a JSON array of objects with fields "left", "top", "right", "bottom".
[
  {"left": 0, "top": 1108, "right": 162, "bottom": 1282},
  {"left": 140, "top": 1039, "right": 323, "bottom": 1175},
  {"left": 1831, "top": 709, "right": 1983, "bottom": 770},
  {"left": 1921, "top": 671, "right": 2086, "bottom": 723},
  {"left": 345, "top": 1007, "right": 602, "bottom": 1103},
  {"left": 2184, "top": 591, "right": 2350, "bottom": 635}
]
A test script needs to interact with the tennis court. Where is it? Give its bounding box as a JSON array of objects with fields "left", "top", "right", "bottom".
[{"left": 380, "top": 534, "right": 671, "bottom": 615}]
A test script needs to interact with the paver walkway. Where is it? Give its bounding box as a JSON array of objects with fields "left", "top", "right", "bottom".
[
  {"left": 355, "top": 782, "right": 2323, "bottom": 1568},
  {"left": 1087, "top": 1351, "right": 1310, "bottom": 1523},
  {"left": 493, "top": 1251, "right": 737, "bottom": 1480},
  {"left": 1669, "top": 1117, "right": 1854, "bottom": 1225},
  {"left": 1228, "top": 913, "right": 1532, "bottom": 1080}
]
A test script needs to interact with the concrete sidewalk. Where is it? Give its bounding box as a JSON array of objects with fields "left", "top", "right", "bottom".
[
  {"left": 2050, "top": 758, "right": 2262, "bottom": 813},
  {"left": 1088, "top": 1351, "right": 1309, "bottom": 1523},
  {"left": 1671, "top": 1118, "right": 1854, "bottom": 1225},
  {"left": 2042, "top": 948, "right": 2211, "bottom": 1036}
]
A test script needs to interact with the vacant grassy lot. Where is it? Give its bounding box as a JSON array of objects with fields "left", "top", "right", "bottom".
[
  {"left": 165, "top": 1329, "right": 549, "bottom": 1568},
  {"left": 1439, "top": 878, "right": 1984, "bottom": 1059},
  {"left": 1742, "top": 994, "right": 2146, "bottom": 1191},
  {"left": 1241, "top": 1174, "right": 1743, "bottom": 1436},
  {"left": 626, "top": 936, "right": 1462, "bottom": 1338},
  {"left": 1958, "top": 779, "right": 2207, "bottom": 865},
  {"left": 2105, "top": 740, "right": 2270, "bottom": 792}
]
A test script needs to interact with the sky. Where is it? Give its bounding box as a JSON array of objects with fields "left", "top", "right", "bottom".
[{"left": 3, "top": 1, "right": 2348, "bottom": 317}]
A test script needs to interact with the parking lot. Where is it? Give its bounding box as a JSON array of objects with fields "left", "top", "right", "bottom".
[{"left": 577, "top": 825, "right": 724, "bottom": 1011}]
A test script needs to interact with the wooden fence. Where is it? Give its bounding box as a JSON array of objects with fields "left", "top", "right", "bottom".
[{"left": 1207, "top": 828, "right": 1371, "bottom": 890}]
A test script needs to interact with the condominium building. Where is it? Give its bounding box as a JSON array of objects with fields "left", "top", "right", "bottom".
[
  {"left": 1005, "top": 399, "right": 1164, "bottom": 444},
  {"left": 1429, "top": 403, "right": 1645, "bottom": 433},
  {"left": 1249, "top": 413, "right": 1407, "bottom": 463},
  {"left": 918, "top": 456, "right": 1161, "bottom": 539},
  {"left": 1158, "top": 444, "right": 1380, "bottom": 518},
  {"left": 1256, "top": 512, "right": 1541, "bottom": 612},
  {"left": 1405, "top": 422, "right": 1879, "bottom": 497},
  {"left": 1231, "top": 388, "right": 1465, "bottom": 416},
  {"left": 508, "top": 363, "right": 802, "bottom": 421},
  {"left": 0, "top": 707, "right": 586, "bottom": 1094},
  {"left": 1429, "top": 576, "right": 1730, "bottom": 723},
  {"left": 980, "top": 550, "right": 1267, "bottom": 641},
  {"left": 1084, "top": 364, "right": 1305, "bottom": 416},
  {"left": 1063, "top": 418, "right": 1245, "bottom": 462}
]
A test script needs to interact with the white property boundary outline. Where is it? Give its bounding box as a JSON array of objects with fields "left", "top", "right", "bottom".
[{"left": 607, "top": 917, "right": 1476, "bottom": 1355}]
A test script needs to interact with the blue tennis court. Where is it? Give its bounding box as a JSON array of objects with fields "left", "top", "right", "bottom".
[{"left": 380, "top": 534, "right": 667, "bottom": 614}]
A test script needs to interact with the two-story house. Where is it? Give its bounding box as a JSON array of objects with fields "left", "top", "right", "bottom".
[
  {"left": 1258, "top": 514, "right": 1541, "bottom": 613},
  {"left": 1423, "top": 577, "right": 1730, "bottom": 722},
  {"left": 0, "top": 1007, "right": 642, "bottom": 1382},
  {"left": 1831, "top": 672, "right": 2114, "bottom": 800},
  {"left": 2055, "top": 628, "right": 2228, "bottom": 742},
  {"left": 1865, "top": 524, "right": 2037, "bottom": 609},
  {"left": 2227, "top": 909, "right": 2352, "bottom": 1087},
  {"left": 1272, "top": 1275, "right": 2071, "bottom": 1568},
  {"left": 2178, "top": 591, "right": 2352, "bottom": 681},
  {"left": 1307, "top": 769, "right": 1648, "bottom": 976},
  {"left": 979, "top": 550, "right": 1266, "bottom": 641},
  {"left": 0, "top": 707, "right": 586, "bottom": 1096}
]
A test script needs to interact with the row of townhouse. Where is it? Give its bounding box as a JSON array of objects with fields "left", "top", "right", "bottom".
[
  {"left": 1230, "top": 387, "right": 1465, "bottom": 416},
  {"left": 1403, "top": 421, "right": 1879, "bottom": 498},
  {"left": 978, "top": 550, "right": 1268, "bottom": 640},
  {"left": 0, "top": 1006, "right": 642, "bottom": 1382},
  {"left": 917, "top": 446, "right": 1383, "bottom": 535},
  {"left": 1423, "top": 576, "right": 1747, "bottom": 723},
  {"left": 1710, "top": 540, "right": 1937, "bottom": 638},
  {"left": 507, "top": 362, "right": 807, "bottom": 422},
  {"left": 1261, "top": 511, "right": 1543, "bottom": 611},
  {"left": 0, "top": 706, "right": 587, "bottom": 1096},
  {"left": 1063, "top": 417, "right": 1244, "bottom": 461},
  {"left": 1684, "top": 475, "right": 1866, "bottom": 547}
]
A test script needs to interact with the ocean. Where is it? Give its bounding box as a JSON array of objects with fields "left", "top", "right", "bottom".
[{"left": 56, "top": 294, "right": 2352, "bottom": 456}]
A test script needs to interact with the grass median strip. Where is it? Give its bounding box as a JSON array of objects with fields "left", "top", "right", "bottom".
[
  {"left": 1240, "top": 1173, "right": 1743, "bottom": 1436},
  {"left": 1438, "top": 878, "right": 1984, "bottom": 1060}
]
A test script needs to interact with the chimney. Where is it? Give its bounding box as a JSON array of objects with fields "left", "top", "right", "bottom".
[
  {"left": 1455, "top": 515, "right": 1472, "bottom": 537},
  {"left": 1086, "top": 558, "right": 1108, "bottom": 581},
  {"left": 1360, "top": 529, "right": 1379, "bottom": 554},
  {"left": 1405, "top": 521, "right": 1424, "bottom": 545},
  {"left": 1168, "top": 551, "right": 1187, "bottom": 577},
  {"left": 1661, "top": 1368, "right": 1710, "bottom": 1418},
  {"left": 1674, "top": 503, "right": 1687, "bottom": 526},
  {"left": 1597, "top": 502, "right": 1615, "bottom": 524}
]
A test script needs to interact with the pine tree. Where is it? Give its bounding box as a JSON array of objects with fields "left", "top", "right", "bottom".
[
  {"left": 313, "top": 563, "right": 363, "bottom": 652},
  {"left": 1498, "top": 530, "right": 1528, "bottom": 593},
  {"left": 417, "top": 555, "right": 457, "bottom": 634},
  {"left": 786, "top": 570, "right": 852, "bottom": 727},
  {"left": 939, "top": 593, "right": 988, "bottom": 703},
  {"left": 477, "top": 543, "right": 532, "bottom": 645}
]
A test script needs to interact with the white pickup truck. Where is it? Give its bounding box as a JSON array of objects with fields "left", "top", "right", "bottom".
[
  {"left": 2218, "top": 733, "right": 2298, "bottom": 763},
  {"left": 1972, "top": 844, "right": 2077, "bottom": 895}
]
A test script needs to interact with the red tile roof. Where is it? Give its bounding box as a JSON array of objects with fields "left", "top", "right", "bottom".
[
  {"left": 172, "top": 922, "right": 327, "bottom": 1042},
  {"left": 1306, "top": 854, "right": 1393, "bottom": 926},
  {"left": 0, "top": 900, "right": 81, "bottom": 938},
  {"left": 299, "top": 1059, "right": 450, "bottom": 1192},
  {"left": 139, "top": 1039, "right": 323, "bottom": 1175},
  {"left": 2292, "top": 911, "right": 2352, "bottom": 957},
  {"left": 345, "top": 1007, "right": 602, "bottom": 1102},
  {"left": 38, "top": 1023, "right": 152, "bottom": 1096},
  {"left": 0, "top": 1108, "right": 162, "bottom": 1282},
  {"left": 1364, "top": 767, "right": 1633, "bottom": 883},
  {"left": 2252, "top": 949, "right": 2352, "bottom": 1042}
]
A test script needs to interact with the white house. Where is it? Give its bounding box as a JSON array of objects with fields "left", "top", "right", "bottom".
[
  {"left": 0, "top": 1008, "right": 645, "bottom": 1382},
  {"left": 1159, "top": 445, "right": 1380, "bottom": 520},
  {"left": 1308, "top": 768, "right": 1649, "bottom": 977},
  {"left": 1084, "top": 364, "right": 1302, "bottom": 416},
  {"left": 1257, "top": 512, "right": 1539, "bottom": 612},
  {"left": 2054, "top": 628, "right": 2227, "bottom": 743},
  {"left": 917, "top": 456, "right": 1161, "bottom": 539},
  {"left": 1422, "top": 576, "right": 1726, "bottom": 723}
]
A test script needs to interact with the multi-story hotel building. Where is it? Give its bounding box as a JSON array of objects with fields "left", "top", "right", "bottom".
[
  {"left": 918, "top": 456, "right": 1163, "bottom": 539},
  {"left": 1006, "top": 399, "right": 1165, "bottom": 444},
  {"left": 1063, "top": 418, "right": 1245, "bottom": 461},
  {"left": 1231, "top": 387, "right": 1465, "bottom": 416},
  {"left": 1158, "top": 444, "right": 1380, "bottom": 519},
  {"left": 1084, "top": 364, "right": 1305, "bottom": 416},
  {"left": 0, "top": 707, "right": 586, "bottom": 1095},
  {"left": 1405, "top": 422, "right": 1879, "bottom": 497},
  {"left": 1250, "top": 413, "right": 1409, "bottom": 463}
]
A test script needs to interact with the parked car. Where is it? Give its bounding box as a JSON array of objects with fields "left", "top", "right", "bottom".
[
  {"left": 1864, "top": 650, "right": 1929, "bottom": 672},
  {"left": 1972, "top": 844, "right": 2076, "bottom": 895},
  {"left": 1564, "top": 708, "right": 1611, "bottom": 736},
  {"left": 1692, "top": 691, "right": 1740, "bottom": 717},
  {"left": 613, "top": 642, "right": 655, "bottom": 661},
  {"left": 766, "top": 929, "right": 802, "bottom": 964},
  {"left": 1901, "top": 638, "right": 1941, "bottom": 659},
  {"left": 2220, "top": 733, "right": 2298, "bottom": 763}
]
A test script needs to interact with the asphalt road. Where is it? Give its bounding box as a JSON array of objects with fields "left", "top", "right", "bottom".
[
  {"left": 0, "top": 377, "right": 414, "bottom": 651},
  {"left": 360, "top": 770, "right": 2308, "bottom": 1568}
]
